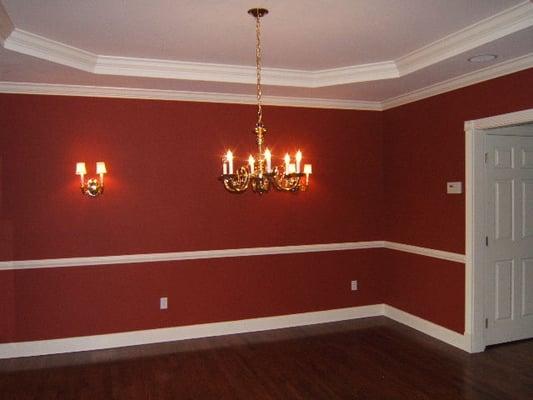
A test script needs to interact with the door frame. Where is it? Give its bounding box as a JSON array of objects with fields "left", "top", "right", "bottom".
[{"left": 465, "top": 108, "right": 533, "bottom": 352}]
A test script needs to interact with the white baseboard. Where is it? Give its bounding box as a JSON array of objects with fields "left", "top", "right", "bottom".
[
  {"left": 0, "top": 303, "right": 472, "bottom": 359},
  {"left": 0, "top": 304, "right": 383, "bottom": 359},
  {"left": 383, "top": 305, "right": 468, "bottom": 351}
]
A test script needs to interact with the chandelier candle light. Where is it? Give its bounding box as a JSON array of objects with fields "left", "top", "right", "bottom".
[{"left": 219, "top": 8, "right": 312, "bottom": 194}]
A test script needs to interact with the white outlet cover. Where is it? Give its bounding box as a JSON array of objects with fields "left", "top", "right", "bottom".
[
  {"left": 351, "top": 280, "right": 358, "bottom": 291},
  {"left": 160, "top": 297, "right": 168, "bottom": 310}
]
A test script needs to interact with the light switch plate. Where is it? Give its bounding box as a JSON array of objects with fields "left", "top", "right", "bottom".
[{"left": 447, "top": 182, "right": 462, "bottom": 194}]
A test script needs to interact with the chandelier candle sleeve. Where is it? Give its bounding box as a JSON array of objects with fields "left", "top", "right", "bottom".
[
  {"left": 265, "top": 148, "right": 272, "bottom": 172},
  {"left": 248, "top": 155, "right": 255, "bottom": 172},
  {"left": 218, "top": 8, "right": 312, "bottom": 194},
  {"left": 288, "top": 163, "right": 296, "bottom": 174},
  {"left": 296, "top": 150, "right": 302, "bottom": 173},
  {"left": 226, "top": 150, "right": 233, "bottom": 174},
  {"left": 284, "top": 153, "right": 290, "bottom": 173}
]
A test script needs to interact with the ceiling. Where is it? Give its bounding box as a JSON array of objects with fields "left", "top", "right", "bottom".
[{"left": 0, "top": 0, "right": 532, "bottom": 110}]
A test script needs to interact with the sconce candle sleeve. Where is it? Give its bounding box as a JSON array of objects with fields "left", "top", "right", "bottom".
[{"left": 76, "top": 161, "right": 107, "bottom": 197}]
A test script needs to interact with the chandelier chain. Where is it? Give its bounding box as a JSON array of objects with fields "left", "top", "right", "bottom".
[
  {"left": 219, "top": 8, "right": 312, "bottom": 194},
  {"left": 255, "top": 11, "right": 263, "bottom": 126}
]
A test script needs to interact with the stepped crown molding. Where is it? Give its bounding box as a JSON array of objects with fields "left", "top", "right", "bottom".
[
  {"left": 0, "top": 52, "right": 530, "bottom": 111},
  {"left": 382, "top": 53, "right": 533, "bottom": 110},
  {"left": 1, "top": 1, "right": 532, "bottom": 88},
  {"left": 0, "top": 1, "right": 13, "bottom": 45}
]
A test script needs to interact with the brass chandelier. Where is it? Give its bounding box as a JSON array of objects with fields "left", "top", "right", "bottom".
[{"left": 219, "top": 8, "right": 312, "bottom": 194}]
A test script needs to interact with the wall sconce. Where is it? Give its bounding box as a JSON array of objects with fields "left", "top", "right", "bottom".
[{"left": 76, "top": 162, "right": 107, "bottom": 197}]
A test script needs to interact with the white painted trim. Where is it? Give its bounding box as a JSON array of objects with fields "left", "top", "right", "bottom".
[
  {"left": 0, "top": 82, "right": 383, "bottom": 111},
  {"left": 310, "top": 61, "right": 399, "bottom": 87},
  {"left": 0, "top": 241, "right": 386, "bottom": 270},
  {"left": 464, "top": 108, "right": 533, "bottom": 130},
  {"left": 3, "top": 28, "right": 399, "bottom": 89},
  {"left": 0, "top": 1, "right": 14, "bottom": 46},
  {"left": 0, "top": 304, "right": 384, "bottom": 359},
  {"left": 1, "top": 2, "right": 531, "bottom": 88},
  {"left": 96, "top": 56, "right": 400, "bottom": 88},
  {"left": 0, "top": 241, "right": 467, "bottom": 271},
  {"left": 1, "top": 52, "right": 531, "bottom": 111},
  {"left": 382, "top": 54, "right": 533, "bottom": 110},
  {"left": 464, "top": 108, "right": 533, "bottom": 353},
  {"left": 4, "top": 29, "right": 96, "bottom": 72},
  {"left": 0, "top": 304, "right": 474, "bottom": 358},
  {"left": 396, "top": 1, "right": 533, "bottom": 76},
  {"left": 383, "top": 305, "right": 468, "bottom": 351},
  {"left": 383, "top": 241, "right": 465, "bottom": 263}
]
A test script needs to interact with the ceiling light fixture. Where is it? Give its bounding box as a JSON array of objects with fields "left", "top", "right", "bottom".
[
  {"left": 219, "top": 8, "right": 312, "bottom": 194},
  {"left": 468, "top": 54, "right": 498, "bottom": 63}
]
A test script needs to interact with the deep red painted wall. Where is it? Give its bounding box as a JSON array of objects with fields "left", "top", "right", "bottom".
[
  {"left": 1, "top": 69, "right": 531, "bottom": 344},
  {"left": 0, "top": 94, "right": 384, "bottom": 342},
  {"left": 0, "top": 95, "right": 383, "bottom": 260},
  {"left": 383, "top": 68, "right": 533, "bottom": 254},
  {"left": 12, "top": 250, "right": 384, "bottom": 342},
  {"left": 383, "top": 250, "right": 465, "bottom": 333},
  {"left": 382, "top": 68, "right": 533, "bottom": 333}
]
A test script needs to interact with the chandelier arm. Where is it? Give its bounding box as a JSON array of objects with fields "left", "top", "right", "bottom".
[
  {"left": 223, "top": 167, "right": 250, "bottom": 193},
  {"left": 269, "top": 170, "right": 303, "bottom": 192},
  {"left": 219, "top": 8, "right": 311, "bottom": 195}
]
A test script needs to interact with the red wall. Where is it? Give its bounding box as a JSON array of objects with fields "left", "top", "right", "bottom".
[
  {"left": 0, "top": 95, "right": 384, "bottom": 342},
  {"left": 383, "top": 68, "right": 533, "bottom": 333},
  {"left": 1, "top": 69, "right": 531, "bottom": 344}
]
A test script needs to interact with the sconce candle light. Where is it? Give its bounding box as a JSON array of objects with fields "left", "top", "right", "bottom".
[{"left": 76, "top": 161, "right": 107, "bottom": 197}]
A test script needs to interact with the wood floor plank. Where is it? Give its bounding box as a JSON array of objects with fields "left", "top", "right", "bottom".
[{"left": 0, "top": 317, "right": 532, "bottom": 399}]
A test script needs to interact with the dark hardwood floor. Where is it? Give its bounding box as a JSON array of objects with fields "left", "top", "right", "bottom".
[{"left": 1, "top": 316, "right": 532, "bottom": 399}]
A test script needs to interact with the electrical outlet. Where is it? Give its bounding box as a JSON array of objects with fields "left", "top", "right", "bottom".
[
  {"left": 351, "top": 280, "right": 358, "bottom": 291},
  {"left": 160, "top": 297, "right": 168, "bottom": 310}
]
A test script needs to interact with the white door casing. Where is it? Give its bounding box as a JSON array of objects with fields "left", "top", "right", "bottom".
[
  {"left": 465, "top": 108, "right": 533, "bottom": 353},
  {"left": 484, "top": 130, "right": 533, "bottom": 346}
]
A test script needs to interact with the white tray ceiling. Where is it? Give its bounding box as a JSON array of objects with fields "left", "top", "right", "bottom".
[{"left": 0, "top": 0, "right": 532, "bottom": 109}]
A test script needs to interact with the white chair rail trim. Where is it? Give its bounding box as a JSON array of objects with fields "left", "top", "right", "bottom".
[{"left": 0, "top": 241, "right": 465, "bottom": 271}]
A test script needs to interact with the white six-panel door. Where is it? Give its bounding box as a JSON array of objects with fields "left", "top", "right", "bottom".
[{"left": 485, "top": 127, "right": 533, "bottom": 346}]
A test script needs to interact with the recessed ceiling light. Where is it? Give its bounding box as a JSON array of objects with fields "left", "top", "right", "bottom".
[{"left": 468, "top": 54, "right": 498, "bottom": 63}]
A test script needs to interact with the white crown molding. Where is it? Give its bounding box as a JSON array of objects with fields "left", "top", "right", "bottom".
[
  {"left": 383, "top": 241, "right": 466, "bottom": 263},
  {"left": 396, "top": 1, "right": 533, "bottom": 76},
  {"left": 382, "top": 53, "right": 533, "bottom": 110},
  {"left": 0, "top": 240, "right": 466, "bottom": 271},
  {"left": 310, "top": 61, "right": 399, "bottom": 87},
  {"left": 0, "top": 1, "right": 14, "bottom": 45},
  {"left": 1, "top": 2, "right": 531, "bottom": 87},
  {"left": 96, "top": 57, "right": 400, "bottom": 88},
  {"left": 0, "top": 81, "right": 383, "bottom": 110},
  {"left": 4, "top": 29, "right": 96, "bottom": 72},
  {"left": 0, "top": 305, "right": 384, "bottom": 359},
  {"left": 0, "top": 53, "right": 530, "bottom": 111},
  {"left": 0, "top": 304, "right": 472, "bottom": 359},
  {"left": 2, "top": 28, "right": 398, "bottom": 88}
]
